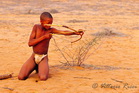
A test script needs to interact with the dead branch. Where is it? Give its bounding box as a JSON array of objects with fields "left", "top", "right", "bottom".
[
  {"left": 1, "top": 87, "right": 14, "bottom": 91},
  {"left": 0, "top": 73, "right": 13, "bottom": 80}
]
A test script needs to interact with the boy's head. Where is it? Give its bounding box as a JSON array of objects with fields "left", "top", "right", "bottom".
[
  {"left": 40, "top": 12, "right": 53, "bottom": 29},
  {"left": 40, "top": 12, "right": 53, "bottom": 20}
]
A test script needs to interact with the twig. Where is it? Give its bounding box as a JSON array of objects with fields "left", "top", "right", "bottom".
[
  {"left": 52, "top": 37, "right": 71, "bottom": 66},
  {"left": 73, "top": 77, "right": 92, "bottom": 79},
  {"left": 1, "top": 87, "right": 14, "bottom": 91},
  {"left": 111, "top": 78, "right": 124, "bottom": 84},
  {"left": 83, "top": 36, "right": 104, "bottom": 62},
  {"left": 78, "top": 37, "right": 99, "bottom": 65},
  {"left": 0, "top": 73, "right": 13, "bottom": 80}
]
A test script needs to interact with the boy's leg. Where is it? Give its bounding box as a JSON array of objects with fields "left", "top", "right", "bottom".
[
  {"left": 18, "top": 53, "right": 36, "bottom": 80},
  {"left": 38, "top": 56, "right": 49, "bottom": 80}
]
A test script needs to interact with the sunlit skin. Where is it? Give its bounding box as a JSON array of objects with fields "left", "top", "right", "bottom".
[
  {"left": 40, "top": 18, "right": 53, "bottom": 30},
  {"left": 18, "top": 16, "right": 83, "bottom": 81}
]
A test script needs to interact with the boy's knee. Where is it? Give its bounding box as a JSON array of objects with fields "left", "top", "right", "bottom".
[
  {"left": 18, "top": 75, "right": 27, "bottom": 80},
  {"left": 39, "top": 75, "right": 48, "bottom": 81}
]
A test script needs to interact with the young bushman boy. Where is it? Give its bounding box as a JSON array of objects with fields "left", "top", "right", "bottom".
[{"left": 18, "top": 12, "right": 83, "bottom": 80}]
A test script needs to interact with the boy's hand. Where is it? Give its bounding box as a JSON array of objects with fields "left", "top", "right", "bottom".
[
  {"left": 75, "top": 29, "right": 84, "bottom": 35},
  {"left": 71, "top": 29, "right": 84, "bottom": 43},
  {"left": 44, "top": 33, "right": 52, "bottom": 39}
]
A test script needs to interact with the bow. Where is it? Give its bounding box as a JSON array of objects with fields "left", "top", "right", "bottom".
[
  {"left": 71, "top": 29, "right": 84, "bottom": 43},
  {"left": 44, "top": 24, "right": 84, "bottom": 43}
]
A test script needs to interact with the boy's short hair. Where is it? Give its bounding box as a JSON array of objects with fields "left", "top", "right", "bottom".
[{"left": 40, "top": 12, "right": 53, "bottom": 20}]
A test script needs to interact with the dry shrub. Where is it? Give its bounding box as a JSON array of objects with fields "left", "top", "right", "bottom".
[
  {"left": 67, "top": 19, "right": 88, "bottom": 23},
  {"left": 93, "top": 28, "right": 127, "bottom": 37},
  {"left": 52, "top": 27, "right": 128, "bottom": 66},
  {"left": 49, "top": 9, "right": 59, "bottom": 14},
  {"left": 53, "top": 35, "right": 102, "bottom": 66}
]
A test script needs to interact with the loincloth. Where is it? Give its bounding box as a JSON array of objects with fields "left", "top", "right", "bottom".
[{"left": 34, "top": 53, "right": 48, "bottom": 64}]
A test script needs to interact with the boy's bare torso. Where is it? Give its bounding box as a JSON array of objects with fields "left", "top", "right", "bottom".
[{"left": 33, "top": 24, "right": 52, "bottom": 54}]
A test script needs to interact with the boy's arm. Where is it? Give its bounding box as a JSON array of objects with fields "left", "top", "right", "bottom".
[
  {"left": 51, "top": 28, "right": 81, "bottom": 35},
  {"left": 28, "top": 25, "right": 51, "bottom": 47}
]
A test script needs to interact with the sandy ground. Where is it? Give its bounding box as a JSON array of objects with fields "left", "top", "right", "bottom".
[{"left": 0, "top": 0, "right": 139, "bottom": 93}]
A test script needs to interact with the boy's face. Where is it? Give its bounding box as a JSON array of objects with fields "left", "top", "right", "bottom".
[{"left": 40, "top": 18, "right": 53, "bottom": 30}]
